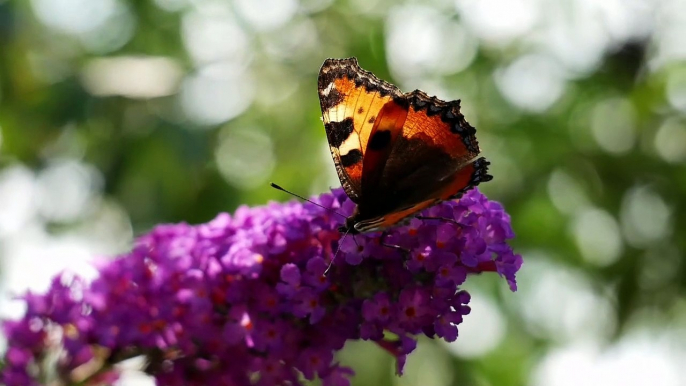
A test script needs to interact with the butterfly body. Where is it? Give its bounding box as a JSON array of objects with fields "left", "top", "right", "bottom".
[{"left": 318, "top": 58, "right": 492, "bottom": 235}]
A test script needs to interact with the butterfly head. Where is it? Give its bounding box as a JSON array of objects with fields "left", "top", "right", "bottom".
[
  {"left": 338, "top": 208, "right": 385, "bottom": 235},
  {"left": 338, "top": 208, "right": 361, "bottom": 235}
]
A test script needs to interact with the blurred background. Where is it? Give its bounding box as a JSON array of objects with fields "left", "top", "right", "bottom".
[{"left": 1, "top": 0, "right": 685, "bottom": 384}]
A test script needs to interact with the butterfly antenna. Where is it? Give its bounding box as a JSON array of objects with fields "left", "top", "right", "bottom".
[
  {"left": 270, "top": 182, "right": 347, "bottom": 219},
  {"left": 324, "top": 226, "right": 352, "bottom": 275}
]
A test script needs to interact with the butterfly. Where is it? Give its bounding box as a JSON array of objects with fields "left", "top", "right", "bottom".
[{"left": 318, "top": 57, "right": 492, "bottom": 235}]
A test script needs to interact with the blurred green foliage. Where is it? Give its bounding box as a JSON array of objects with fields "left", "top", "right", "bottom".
[{"left": 1, "top": 0, "right": 685, "bottom": 385}]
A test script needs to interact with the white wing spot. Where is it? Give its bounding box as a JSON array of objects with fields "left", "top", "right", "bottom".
[
  {"left": 321, "top": 82, "right": 335, "bottom": 96},
  {"left": 338, "top": 131, "right": 360, "bottom": 155},
  {"left": 326, "top": 105, "right": 349, "bottom": 123}
]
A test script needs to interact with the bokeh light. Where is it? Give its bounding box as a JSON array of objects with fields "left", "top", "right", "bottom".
[
  {"left": 81, "top": 56, "right": 183, "bottom": 98},
  {"left": 215, "top": 126, "right": 275, "bottom": 189},
  {"left": 443, "top": 292, "right": 506, "bottom": 358},
  {"left": 654, "top": 118, "right": 686, "bottom": 163},
  {"left": 180, "top": 63, "right": 255, "bottom": 126},
  {"left": 386, "top": 5, "right": 478, "bottom": 81},
  {"left": 590, "top": 97, "right": 636, "bottom": 155},
  {"left": 620, "top": 186, "right": 672, "bottom": 248},
  {"left": 495, "top": 54, "right": 567, "bottom": 112},
  {"left": 572, "top": 207, "right": 623, "bottom": 266},
  {"left": 31, "top": 0, "right": 119, "bottom": 35},
  {"left": 0, "top": 166, "right": 37, "bottom": 236},
  {"left": 518, "top": 257, "right": 616, "bottom": 343},
  {"left": 531, "top": 332, "right": 686, "bottom": 386}
]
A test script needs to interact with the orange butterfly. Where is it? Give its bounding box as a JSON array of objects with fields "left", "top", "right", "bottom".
[{"left": 318, "top": 58, "right": 491, "bottom": 234}]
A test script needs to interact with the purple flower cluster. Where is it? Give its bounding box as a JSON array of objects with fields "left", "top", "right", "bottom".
[{"left": 1, "top": 188, "right": 521, "bottom": 386}]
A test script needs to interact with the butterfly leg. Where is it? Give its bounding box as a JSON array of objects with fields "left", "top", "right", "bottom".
[
  {"left": 324, "top": 229, "right": 360, "bottom": 275},
  {"left": 415, "top": 215, "right": 463, "bottom": 228},
  {"left": 377, "top": 231, "right": 410, "bottom": 255}
]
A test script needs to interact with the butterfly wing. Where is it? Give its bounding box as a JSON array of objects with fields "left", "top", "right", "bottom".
[
  {"left": 382, "top": 90, "right": 485, "bottom": 202},
  {"left": 354, "top": 157, "right": 491, "bottom": 232},
  {"left": 359, "top": 97, "right": 408, "bottom": 196},
  {"left": 318, "top": 58, "right": 402, "bottom": 203}
]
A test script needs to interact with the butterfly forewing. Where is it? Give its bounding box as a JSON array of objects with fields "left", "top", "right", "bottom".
[
  {"left": 318, "top": 58, "right": 401, "bottom": 203},
  {"left": 360, "top": 99, "right": 408, "bottom": 197}
]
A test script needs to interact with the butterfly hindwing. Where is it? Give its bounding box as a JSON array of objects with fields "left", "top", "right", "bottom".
[
  {"left": 403, "top": 90, "right": 479, "bottom": 161},
  {"left": 355, "top": 157, "right": 491, "bottom": 232}
]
